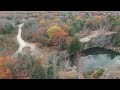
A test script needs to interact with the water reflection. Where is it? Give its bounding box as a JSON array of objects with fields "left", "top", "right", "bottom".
[
  {"left": 79, "top": 47, "right": 120, "bottom": 73},
  {"left": 80, "top": 54, "right": 120, "bottom": 72},
  {"left": 82, "top": 47, "right": 120, "bottom": 59}
]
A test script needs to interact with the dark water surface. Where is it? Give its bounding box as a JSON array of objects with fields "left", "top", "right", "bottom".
[{"left": 77, "top": 47, "right": 120, "bottom": 73}]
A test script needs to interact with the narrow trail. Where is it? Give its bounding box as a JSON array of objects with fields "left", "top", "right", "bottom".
[
  {"left": 14, "top": 23, "right": 36, "bottom": 54},
  {"left": 13, "top": 23, "right": 53, "bottom": 61}
]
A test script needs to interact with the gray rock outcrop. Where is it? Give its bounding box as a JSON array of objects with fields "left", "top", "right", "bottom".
[{"left": 80, "top": 30, "right": 117, "bottom": 50}]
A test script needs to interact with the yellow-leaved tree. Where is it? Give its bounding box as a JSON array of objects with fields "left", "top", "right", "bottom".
[
  {"left": 40, "top": 19, "right": 46, "bottom": 27},
  {"left": 46, "top": 26, "right": 62, "bottom": 43},
  {"left": 46, "top": 25, "right": 70, "bottom": 50}
]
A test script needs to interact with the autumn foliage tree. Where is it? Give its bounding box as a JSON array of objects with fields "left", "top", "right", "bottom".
[
  {"left": 46, "top": 26, "right": 70, "bottom": 50},
  {"left": 32, "top": 27, "right": 48, "bottom": 46},
  {"left": 32, "top": 28, "right": 45, "bottom": 43},
  {"left": 0, "top": 56, "right": 16, "bottom": 79}
]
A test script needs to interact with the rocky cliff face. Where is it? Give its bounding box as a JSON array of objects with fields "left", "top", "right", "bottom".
[{"left": 80, "top": 30, "right": 117, "bottom": 50}]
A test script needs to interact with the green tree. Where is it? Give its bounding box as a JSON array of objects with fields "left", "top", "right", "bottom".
[
  {"left": 113, "top": 31, "right": 120, "bottom": 46},
  {"left": 1, "top": 23, "right": 15, "bottom": 34},
  {"left": 68, "top": 36, "right": 81, "bottom": 64},
  {"left": 69, "top": 36, "right": 81, "bottom": 54},
  {"left": 107, "top": 15, "right": 120, "bottom": 31},
  {"left": 68, "top": 19, "right": 84, "bottom": 37},
  {"left": 32, "top": 65, "right": 47, "bottom": 79}
]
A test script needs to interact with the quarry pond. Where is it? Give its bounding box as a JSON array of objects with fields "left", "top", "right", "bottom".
[{"left": 74, "top": 47, "right": 120, "bottom": 78}]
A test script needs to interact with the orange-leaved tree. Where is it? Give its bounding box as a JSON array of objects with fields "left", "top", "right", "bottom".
[
  {"left": 46, "top": 25, "right": 70, "bottom": 50},
  {"left": 0, "top": 56, "right": 16, "bottom": 79},
  {"left": 32, "top": 27, "right": 47, "bottom": 42}
]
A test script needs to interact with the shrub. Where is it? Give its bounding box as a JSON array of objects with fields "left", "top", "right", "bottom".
[
  {"left": 85, "top": 15, "right": 107, "bottom": 30},
  {"left": 6, "top": 16, "right": 13, "bottom": 20},
  {"left": 13, "top": 53, "right": 36, "bottom": 79},
  {"left": 32, "top": 52, "right": 60, "bottom": 79},
  {"left": 0, "top": 68, "right": 12, "bottom": 79},
  {"left": 32, "top": 27, "right": 47, "bottom": 44},
  {"left": 47, "top": 65, "right": 55, "bottom": 79},
  {"left": 68, "top": 36, "right": 81, "bottom": 64},
  {"left": 95, "top": 68, "right": 104, "bottom": 76},
  {"left": 68, "top": 19, "right": 84, "bottom": 37},
  {"left": 24, "top": 20, "right": 36, "bottom": 29},
  {"left": 84, "top": 13, "right": 91, "bottom": 19},
  {"left": 90, "top": 68, "right": 104, "bottom": 79},
  {"left": 32, "top": 63, "right": 47, "bottom": 79},
  {"left": 46, "top": 26, "right": 68, "bottom": 46},
  {"left": 76, "top": 16, "right": 83, "bottom": 21},
  {"left": 66, "top": 19, "right": 73, "bottom": 26},
  {"left": 107, "top": 15, "right": 120, "bottom": 31},
  {"left": 68, "top": 27, "right": 75, "bottom": 37},
  {"left": 113, "top": 31, "right": 120, "bottom": 46},
  {"left": 0, "top": 27, "right": 3, "bottom": 34},
  {"left": 14, "top": 19, "right": 21, "bottom": 25},
  {"left": 61, "top": 17, "right": 67, "bottom": 23},
  {"left": 47, "top": 52, "right": 59, "bottom": 79},
  {"left": 85, "top": 68, "right": 104, "bottom": 79},
  {"left": 107, "top": 16, "right": 119, "bottom": 26},
  {"left": 38, "top": 34, "right": 47, "bottom": 46},
  {"left": 39, "top": 19, "right": 46, "bottom": 27},
  {"left": 13, "top": 53, "right": 48, "bottom": 79},
  {"left": 0, "top": 56, "right": 16, "bottom": 79},
  {"left": 61, "top": 14, "right": 74, "bottom": 23},
  {"left": 46, "top": 26, "right": 61, "bottom": 36},
  {"left": 22, "top": 21, "right": 40, "bottom": 42},
  {"left": 32, "top": 31, "right": 41, "bottom": 42},
  {"left": 68, "top": 36, "right": 81, "bottom": 54},
  {"left": 0, "top": 23, "right": 15, "bottom": 34}
]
